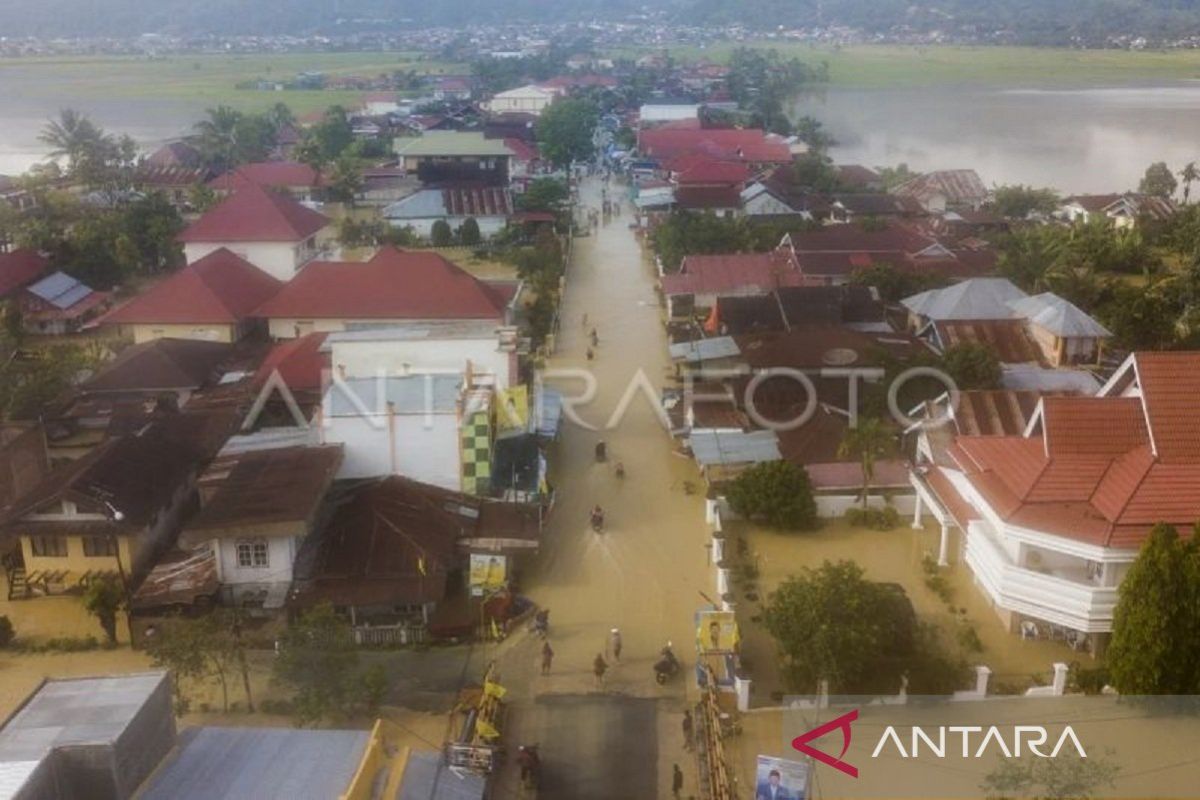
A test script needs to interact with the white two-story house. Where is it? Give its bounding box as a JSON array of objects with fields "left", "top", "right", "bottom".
[{"left": 911, "top": 351, "right": 1200, "bottom": 655}]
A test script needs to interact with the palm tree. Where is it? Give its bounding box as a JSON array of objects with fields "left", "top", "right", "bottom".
[
  {"left": 193, "top": 105, "right": 243, "bottom": 172},
  {"left": 38, "top": 108, "right": 107, "bottom": 177},
  {"left": 838, "top": 417, "right": 894, "bottom": 509},
  {"left": 1181, "top": 162, "right": 1199, "bottom": 205}
]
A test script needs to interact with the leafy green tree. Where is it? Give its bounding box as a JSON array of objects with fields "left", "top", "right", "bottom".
[
  {"left": 430, "top": 219, "right": 454, "bottom": 247},
  {"left": 848, "top": 263, "right": 948, "bottom": 303},
  {"left": 536, "top": 98, "right": 599, "bottom": 168},
  {"left": 793, "top": 115, "right": 835, "bottom": 151},
  {"left": 459, "top": 217, "right": 482, "bottom": 246},
  {"left": 982, "top": 751, "right": 1119, "bottom": 800},
  {"left": 652, "top": 212, "right": 750, "bottom": 272},
  {"left": 1140, "top": 161, "right": 1178, "bottom": 198},
  {"left": 272, "top": 603, "right": 359, "bottom": 726},
  {"left": 791, "top": 151, "right": 839, "bottom": 192},
  {"left": 837, "top": 417, "right": 894, "bottom": 508},
  {"left": 323, "top": 156, "right": 362, "bottom": 205},
  {"left": 1107, "top": 523, "right": 1200, "bottom": 694},
  {"left": 726, "top": 461, "right": 818, "bottom": 531},
  {"left": 38, "top": 108, "right": 109, "bottom": 179},
  {"left": 764, "top": 560, "right": 920, "bottom": 693},
  {"left": 876, "top": 163, "right": 917, "bottom": 191},
  {"left": 188, "top": 183, "right": 218, "bottom": 213},
  {"left": 989, "top": 184, "right": 1060, "bottom": 219},
  {"left": 145, "top": 615, "right": 212, "bottom": 714},
  {"left": 193, "top": 105, "right": 244, "bottom": 173},
  {"left": 1180, "top": 162, "right": 1199, "bottom": 205},
  {"left": 0, "top": 341, "right": 103, "bottom": 420},
  {"left": 360, "top": 663, "right": 389, "bottom": 717},
  {"left": 81, "top": 575, "right": 124, "bottom": 644},
  {"left": 996, "top": 225, "right": 1067, "bottom": 291},
  {"left": 2, "top": 300, "right": 23, "bottom": 346},
  {"left": 941, "top": 341, "right": 1002, "bottom": 391},
  {"left": 146, "top": 610, "right": 255, "bottom": 714},
  {"left": 518, "top": 178, "right": 569, "bottom": 213},
  {"left": 305, "top": 106, "right": 354, "bottom": 165}
]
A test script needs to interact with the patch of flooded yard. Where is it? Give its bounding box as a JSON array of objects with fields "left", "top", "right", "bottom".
[{"left": 727, "top": 519, "right": 1081, "bottom": 706}]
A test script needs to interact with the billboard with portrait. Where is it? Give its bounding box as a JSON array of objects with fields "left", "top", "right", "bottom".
[
  {"left": 754, "top": 755, "right": 808, "bottom": 800},
  {"left": 696, "top": 609, "right": 739, "bottom": 654}
]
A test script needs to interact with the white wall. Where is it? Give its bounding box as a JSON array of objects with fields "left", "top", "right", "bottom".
[
  {"left": 184, "top": 240, "right": 311, "bottom": 282},
  {"left": 214, "top": 535, "right": 299, "bottom": 586},
  {"left": 388, "top": 215, "right": 507, "bottom": 240},
  {"left": 816, "top": 493, "right": 916, "bottom": 518},
  {"left": 324, "top": 412, "right": 461, "bottom": 487},
  {"left": 330, "top": 337, "right": 513, "bottom": 388}
]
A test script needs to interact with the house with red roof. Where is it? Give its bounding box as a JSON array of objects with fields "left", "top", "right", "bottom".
[
  {"left": 18, "top": 272, "right": 110, "bottom": 335},
  {"left": 0, "top": 249, "right": 51, "bottom": 301},
  {"left": 208, "top": 162, "right": 323, "bottom": 202},
  {"left": 179, "top": 183, "right": 330, "bottom": 282},
  {"left": 637, "top": 128, "right": 792, "bottom": 168},
  {"left": 253, "top": 247, "right": 521, "bottom": 339},
  {"left": 660, "top": 244, "right": 809, "bottom": 317},
  {"left": 102, "top": 248, "right": 284, "bottom": 344},
  {"left": 911, "top": 351, "right": 1200, "bottom": 651}
]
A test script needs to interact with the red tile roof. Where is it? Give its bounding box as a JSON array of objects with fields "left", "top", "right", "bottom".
[
  {"left": 179, "top": 183, "right": 330, "bottom": 244},
  {"left": 254, "top": 332, "right": 329, "bottom": 393},
  {"left": 946, "top": 373, "right": 1200, "bottom": 548},
  {"left": 208, "top": 162, "right": 322, "bottom": 191},
  {"left": 1134, "top": 351, "right": 1200, "bottom": 462},
  {"left": 0, "top": 249, "right": 50, "bottom": 299},
  {"left": 671, "top": 156, "right": 749, "bottom": 186},
  {"left": 254, "top": 247, "right": 510, "bottom": 321},
  {"left": 102, "top": 248, "right": 283, "bottom": 325},
  {"left": 503, "top": 137, "right": 539, "bottom": 163},
  {"left": 638, "top": 127, "right": 791, "bottom": 164}
]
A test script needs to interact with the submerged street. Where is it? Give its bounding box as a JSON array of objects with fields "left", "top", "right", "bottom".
[{"left": 492, "top": 176, "right": 712, "bottom": 799}]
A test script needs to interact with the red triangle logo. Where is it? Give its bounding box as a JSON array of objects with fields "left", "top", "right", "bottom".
[{"left": 791, "top": 709, "right": 859, "bottom": 778}]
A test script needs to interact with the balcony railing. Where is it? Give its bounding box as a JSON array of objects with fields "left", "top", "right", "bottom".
[{"left": 965, "top": 521, "right": 1117, "bottom": 633}]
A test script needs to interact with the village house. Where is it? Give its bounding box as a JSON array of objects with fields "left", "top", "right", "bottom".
[
  {"left": 360, "top": 91, "right": 402, "bottom": 116},
  {"left": 102, "top": 248, "right": 283, "bottom": 343},
  {"left": 431, "top": 75, "right": 474, "bottom": 102},
  {"left": 178, "top": 183, "right": 331, "bottom": 282},
  {"left": 1057, "top": 193, "right": 1177, "bottom": 229},
  {"left": 0, "top": 424, "right": 48, "bottom": 511},
  {"left": 482, "top": 84, "right": 557, "bottom": 116},
  {"left": 828, "top": 194, "right": 925, "bottom": 224},
  {"left": 145, "top": 141, "right": 204, "bottom": 170},
  {"left": 289, "top": 475, "right": 541, "bottom": 636},
  {"left": 0, "top": 175, "right": 37, "bottom": 214},
  {"left": 661, "top": 246, "right": 807, "bottom": 318},
  {"left": 177, "top": 444, "right": 343, "bottom": 610},
  {"left": 703, "top": 285, "right": 885, "bottom": 336},
  {"left": 902, "top": 278, "right": 1112, "bottom": 367},
  {"left": 637, "top": 127, "right": 792, "bottom": 169},
  {"left": 17, "top": 271, "right": 109, "bottom": 335},
  {"left": 782, "top": 224, "right": 996, "bottom": 285},
  {"left": 892, "top": 169, "right": 989, "bottom": 213},
  {"left": 911, "top": 352, "right": 1200, "bottom": 653},
  {"left": 133, "top": 165, "right": 210, "bottom": 209},
  {"left": 394, "top": 131, "right": 514, "bottom": 186},
  {"left": 0, "top": 249, "right": 50, "bottom": 301},
  {"left": 253, "top": 247, "right": 521, "bottom": 339},
  {"left": 382, "top": 186, "right": 515, "bottom": 240},
  {"left": 208, "top": 161, "right": 324, "bottom": 202},
  {"left": 738, "top": 182, "right": 808, "bottom": 219},
  {"left": 0, "top": 417, "right": 217, "bottom": 608},
  {"left": 834, "top": 164, "right": 885, "bottom": 192}
]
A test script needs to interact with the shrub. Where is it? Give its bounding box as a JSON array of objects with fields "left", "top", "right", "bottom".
[
  {"left": 956, "top": 623, "right": 984, "bottom": 654},
  {"left": 430, "top": 220, "right": 453, "bottom": 247},
  {"left": 726, "top": 461, "right": 818, "bottom": 531},
  {"left": 844, "top": 505, "right": 900, "bottom": 530},
  {"left": 1069, "top": 662, "right": 1110, "bottom": 695},
  {"left": 458, "top": 217, "right": 482, "bottom": 246},
  {"left": 924, "top": 573, "right": 954, "bottom": 603},
  {"left": 0, "top": 616, "right": 13, "bottom": 648}
]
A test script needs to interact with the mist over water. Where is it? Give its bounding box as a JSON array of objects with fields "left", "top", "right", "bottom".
[{"left": 799, "top": 82, "right": 1200, "bottom": 194}]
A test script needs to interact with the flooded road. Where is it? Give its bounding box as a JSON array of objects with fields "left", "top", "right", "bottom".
[{"left": 494, "top": 176, "right": 709, "bottom": 799}]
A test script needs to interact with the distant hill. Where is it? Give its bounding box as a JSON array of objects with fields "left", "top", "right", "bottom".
[{"left": 4, "top": 0, "right": 1200, "bottom": 44}]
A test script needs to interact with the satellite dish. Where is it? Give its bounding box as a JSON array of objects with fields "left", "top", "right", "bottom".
[{"left": 822, "top": 348, "right": 858, "bottom": 366}]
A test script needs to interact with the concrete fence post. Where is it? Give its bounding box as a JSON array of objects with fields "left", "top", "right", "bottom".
[
  {"left": 1051, "top": 662, "right": 1069, "bottom": 696},
  {"left": 735, "top": 672, "right": 751, "bottom": 712},
  {"left": 974, "top": 665, "right": 992, "bottom": 696}
]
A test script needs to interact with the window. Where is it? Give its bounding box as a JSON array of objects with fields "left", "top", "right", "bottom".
[
  {"left": 82, "top": 536, "right": 117, "bottom": 557},
  {"left": 31, "top": 535, "right": 67, "bottom": 557},
  {"left": 236, "top": 539, "right": 269, "bottom": 569}
]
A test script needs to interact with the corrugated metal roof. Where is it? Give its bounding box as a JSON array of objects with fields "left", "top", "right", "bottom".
[
  {"left": 26, "top": 271, "right": 91, "bottom": 309},
  {"left": 689, "top": 429, "right": 780, "bottom": 466},
  {"left": 1008, "top": 293, "right": 1111, "bottom": 338},
  {"left": 902, "top": 278, "right": 1026, "bottom": 321},
  {"left": 139, "top": 726, "right": 369, "bottom": 800},
  {"left": 668, "top": 336, "right": 740, "bottom": 362},
  {"left": 398, "top": 750, "right": 486, "bottom": 800}
]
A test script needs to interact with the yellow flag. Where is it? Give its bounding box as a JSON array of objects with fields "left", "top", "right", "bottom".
[
  {"left": 484, "top": 681, "right": 507, "bottom": 700},
  {"left": 476, "top": 718, "right": 500, "bottom": 741},
  {"left": 417, "top": 556, "right": 427, "bottom": 576}
]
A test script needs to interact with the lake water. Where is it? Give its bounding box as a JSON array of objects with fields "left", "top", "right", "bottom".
[
  {"left": 4, "top": 78, "right": 1200, "bottom": 193},
  {"left": 804, "top": 83, "right": 1200, "bottom": 194}
]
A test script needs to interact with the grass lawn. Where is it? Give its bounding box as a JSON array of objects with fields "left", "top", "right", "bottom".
[
  {"left": 728, "top": 518, "right": 1081, "bottom": 706},
  {"left": 0, "top": 52, "right": 466, "bottom": 115}
]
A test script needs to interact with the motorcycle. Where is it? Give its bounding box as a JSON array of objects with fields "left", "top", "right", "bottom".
[
  {"left": 614, "top": 462, "right": 625, "bottom": 479},
  {"left": 595, "top": 441, "right": 607, "bottom": 462},
  {"left": 531, "top": 609, "right": 549, "bottom": 638},
  {"left": 654, "top": 644, "right": 681, "bottom": 685},
  {"left": 590, "top": 508, "right": 605, "bottom": 533}
]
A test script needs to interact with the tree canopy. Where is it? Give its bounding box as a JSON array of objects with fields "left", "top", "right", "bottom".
[
  {"left": 1139, "top": 161, "right": 1178, "bottom": 199},
  {"left": 1107, "top": 523, "right": 1200, "bottom": 694},
  {"left": 726, "top": 460, "right": 818, "bottom": 531},
  {"left": 536, "top": 98, "right": 599, "bottom": 168},
  {"left": 940, "top": 341, "right": 1002, "bottom": 391}
]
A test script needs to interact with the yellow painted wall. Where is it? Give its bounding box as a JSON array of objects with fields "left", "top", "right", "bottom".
[
  {"left": 340, "top": 720, "right": 410, "bottom": 800},
  {"left": 20, "top": 532, "right": 138, "bottom": 578},
  {"left": 129, "top": 323, "right": 236, "bottom": 345}
]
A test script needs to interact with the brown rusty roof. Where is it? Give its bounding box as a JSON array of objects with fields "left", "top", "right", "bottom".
[
  {"left": 933, "top": 319, "right": 1044, "bottom": 365},
  {"left": 183, "top": 445, "right": 344, "bottom": 540}
]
